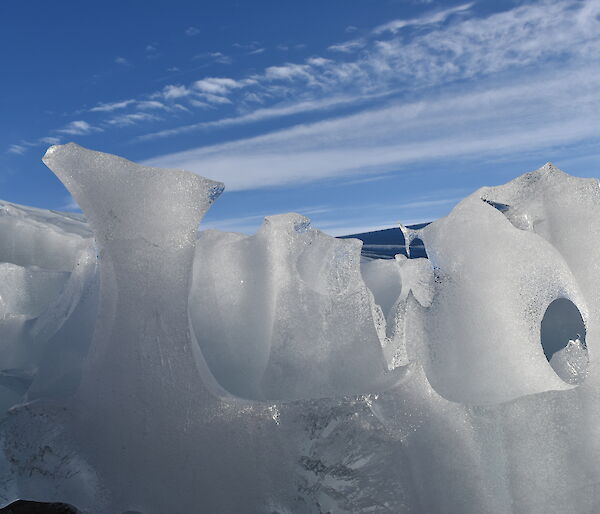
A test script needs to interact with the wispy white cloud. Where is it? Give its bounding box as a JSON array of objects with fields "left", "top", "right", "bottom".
[
  {"left": 199, "top": 93, "right": 232, "bottom": 105},
  {"left": 90, "top": 99, "right": 135, "bottom": 112},
  {"left": 402, "top": 197, "right": 462, "bottom": 210},
  {"left": 194, "top": 51, "right": 233, "bottom": 65},
  {"left": 107, "top": 112, "right": 161, "bottom": 127},
  {"left": 189, "top": 99, "right": 213, "bottom": 109},
  {"left": 15, "top": 0, "right": 600, "bottom": 168},
  {"left": 306, "top": 57, "right": 333, "bottom": 67},
  {"left": 132, "top": 0, "right": 600, "bottom": 147},
  {"left": 327, "top": 3, "right": 474, "bottom": 53},
  {"left": 338, "top": 174, "right": 393, "bottom": 186},
  {"left": 162, "top": 84, "right": 192, "bottom": 99},
  {"left": 233, "top": 41, "right": 262, "bottom": 51},
  {"left": 263, "top": 63, "right": 316, "bottom": 82},
  {"left": 39, "top": 136, "right": 61, "bottom": 145},
  {"left": 6, "top": 136, "right": 62, "bottom": 156},
  {"left": 143, "top": 67, "right": 600, "bottom": 191},
  {"left": 136, "top": 93, "right": 387, "bottom": 141},
  {"left": 328, "top": 39, "right": 366, "bottom": 53},
  {"left": 114, "top": 56, "right": 130, "bottom": 66},
  {"left": 7, "top": 144, "right": 26, "bottom": 155},
  {"left": 212, "top": 52, "right": 233, "bottom": 64},
  {"left": 136, "top": 100, "right": 169, "bottom": 110},
  {"left": 185, "top": 27, "right": 200, "bottom": 36},
  {"left": 57, "top": 120, "right": 102, "bottom": 135},
  {"left": 193, "top": 77, "right": 245, "bottom": 94},
  {"left": 243, "top": 92, "right": 264, "bottom": 104},
  {"left": 373, "top": 2, "right": 474, "bottom": 34}
]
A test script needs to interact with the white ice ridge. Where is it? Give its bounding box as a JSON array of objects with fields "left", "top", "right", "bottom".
[{"left": 0, "top": 145, "right": 599, "bottom": 513}]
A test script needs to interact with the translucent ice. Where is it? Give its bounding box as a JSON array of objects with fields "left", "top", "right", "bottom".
[
  {"left": 417, "top": 185, "right": 584, "bottom": 404},
  {"left": 360, "top": 255, "right": 433, "bottom": 370},
  {"left": 0, "top": 201, "right": 96, "bottom": 417},
  {"left": 550, "top": 338, "right": 589, "bottom": 384},
  {"left": 1, "top": 148, "right": 600, "bottom": 514},
  {"left": 0, "top": 200, "right": 90, "bottom": 271},
  {"left": 0, "top": 143, "right": 294, "bottom": 513},
  {"left": 0, "top": 263, "right": 69, "bottom": 319},
  {"left": 191, "top": 214, "right": 395, "bottom": 400}
]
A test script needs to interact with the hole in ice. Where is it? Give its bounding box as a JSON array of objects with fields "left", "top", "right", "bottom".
[
  {"left": 540, "top": 299, "right": 586, "bottom": 360},
  {"left": 409, "top": 237, "right": 427, "bottom": 259},
  {"left": 0, "top": 500, "right": 80, "bottom": 513},
  {"left": 540, "top": 298, "right": 588, "bottom": 384}
]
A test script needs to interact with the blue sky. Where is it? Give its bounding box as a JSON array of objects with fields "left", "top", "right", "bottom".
[{"left": 2, "top": 0, "right": 600, "bottom": 235}]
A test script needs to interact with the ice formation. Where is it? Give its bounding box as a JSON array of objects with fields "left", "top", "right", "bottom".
[
  {"left": 192, "top": 216, "right": 397, "bottom": 400},
  {"left": 0, "top": 144, "right": 598, "bottom": 513}
]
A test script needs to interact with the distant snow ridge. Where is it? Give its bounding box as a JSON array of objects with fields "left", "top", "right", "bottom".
[{"left": 0, "top": 144, "right": 597, "bottom": 513}]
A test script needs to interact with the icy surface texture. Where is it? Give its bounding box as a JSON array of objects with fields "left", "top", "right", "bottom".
[
  {"left": 13, "top": 143, "right": 295, "bottom": 514},
  {"left": 0, "top": 200, "right": 96, "bottom": 416},
  {"left": 0, "top": 201, "right": 90, "bottom": 271},
  {"left": 1, "top": 149, "right": 600, "bottom": 513},
  {"left": 360, "top": 255, "right": 433, "bottom": 370},
  {"left": 550, "top": 338, "right": 589, "bottom": 384},
  {"left": 191, "top": 215, "right": 395, "bottom": 400},
  {"left": 417, "top": 183, "right": 584, "bottom": 403}
]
